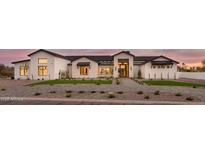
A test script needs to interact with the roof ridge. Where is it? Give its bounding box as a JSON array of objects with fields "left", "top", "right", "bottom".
[{"left": 65, "top": 55, "right": 112, "bottom": 57}]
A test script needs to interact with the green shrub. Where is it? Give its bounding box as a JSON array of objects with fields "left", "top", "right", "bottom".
[
  {"left": 96, "top": 83, "right": 101, "bottom": 85},
  {"left": 138, "top": 70, "right": 142, "bottom": 79},
  {"left": 79, "top": 91, "right": 85, "bottom": 93},
  {"left": 65, "top": 93, "right": 71, "bottom": 98},
  {"left": 49, "top": 84, "right": 53, "bottom": 86},
  {"left": 137, "top": 91, "right": 143, "bottom": 94},
  {"left": 34, "top": 92, "right": 41, "bottom": 96},
  {"left": 65, "top": 90, "right": 72, "bottom": 93},
  {"left": 100, "top": 91, "right": 105, "bottom": 94},
  {"left": 144, "top": 94, "right": 150, "bottom": 99},
  {"left": 193, "top": 85, "right": 197, "bottom": 88},
  {"left": 186, "top": 96, "right": 194, "bottom": 101},
  {"left": 117, "top": 91, "right": 123, "bottom": 94},
  {"left": 91, "top": 91, "right": 96, "bottom": 93},
  {"left": 175, "top": 92, "right": 182, "bottom": 96},
  {"left": 49, "top": 91, "right": 56, "bottom": 93},
  {"left": 154, "top": 90, "right": 160, "bottom": 95},
  {"left": 116, "top": 79, "right": 120, "bottom": 85},
  {"left": 1, "top": 88, "right": 6, "bottom": 91},
  {"left": 108, "top": 92, "right": 115, "bottom": 98}
]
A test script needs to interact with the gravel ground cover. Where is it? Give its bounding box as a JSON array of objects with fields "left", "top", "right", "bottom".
[{"left": 0, "top": 79, "right": 205, "bottom": 103}]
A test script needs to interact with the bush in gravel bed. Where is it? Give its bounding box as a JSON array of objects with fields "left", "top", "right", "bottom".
[
  {"left": 91, "top": 91, "right": 96, "bottom": 93},
  {"left": 65, "top": 90, "right": 72, "bottom": 93},
  {"left": 117, "top": 91, "right": 123, "bottom": 94},
  {"left": 34, "top": 92, "right": 41, "bottom": 96},
  {"left": 154, "top": 90, "right": 160, "bottom": 95},
  {"left": 96, "top": 83, "right": 101, "bottom": 85},
  {"left": 1, "top": 88, "right": 6, "bottom": 91},
  {"left": 175, "top": 92, "right": 182, "bottom": 96},
  {"left": 79, "top": 91, "right": 85, "bottom": 93},
  {"left": 135, "top": 79, "right": 144, "bottom": 85},
  {"left": 137, "top": 91, "right": 143, "bottom": 94},
  {"left": 144, "top": 94, "right": 150, "bottom": 99},
  {"left": 116, "top": 78, "right": 120, "bottom": 85},
  {"left": 108, "top": 92, "right": 115, "bottom": 98},
  {"left": 49, "top": 91, "right": 56, "bottom": 93},
  {"left": 100, "top": 91, "right": 105, "bottom": 94},
  {"left": 186, "top": 96, "right": 194, "bottom": 101},
  {"left": 65, "top": 93, "right": 71, "bottom": 98},
  {"left": 193, "top": 85, "right": 197, "bottom": 88}
]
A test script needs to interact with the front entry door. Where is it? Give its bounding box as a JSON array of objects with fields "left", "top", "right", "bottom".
[{"left": 118, "top": 59, "right": 129, "bottom": 77}]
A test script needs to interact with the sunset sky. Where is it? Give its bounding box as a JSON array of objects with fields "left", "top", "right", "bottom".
[{"left": 0, "top": 49, "right": 205, "bottom": 67}]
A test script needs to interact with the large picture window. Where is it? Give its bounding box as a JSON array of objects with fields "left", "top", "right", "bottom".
[
  {"left": 38, "top": 58, "right": 48, "bottom": 64},
  {"left": 38, "top": 66, "right": 48, "bottom": 76},
  {"left": 80, "top": 66, "right": 88, "bottom": 75},
  {"left": 99, "top": 67, "right": 113, "bottom": 75},
  {"left": 20, "top": 66, "right": 28, "bottom": 76}
]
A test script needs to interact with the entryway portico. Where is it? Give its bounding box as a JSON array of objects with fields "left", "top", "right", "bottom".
[{"left": 113, "top": 51, "right": 134, "bottom": 78}]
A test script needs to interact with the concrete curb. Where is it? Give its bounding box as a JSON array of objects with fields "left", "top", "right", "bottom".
[{"left": 14, "top": 97, "right": 204, "bottom": 105}]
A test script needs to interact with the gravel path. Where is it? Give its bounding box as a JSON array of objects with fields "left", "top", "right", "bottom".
[{"left": 0, "top": 79, "right": 205, "bottom": 102}]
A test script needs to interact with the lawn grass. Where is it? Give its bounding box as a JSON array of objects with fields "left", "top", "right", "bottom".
[
  {"left": 29, "top": 79, "right": 112, "bottom": 85},
  {"left": 143, "top": 80, "right": 205, "bottom": 87}
]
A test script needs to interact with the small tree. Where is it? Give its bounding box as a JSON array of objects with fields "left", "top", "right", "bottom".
[
  {"left": 138, "top": 70, "right": 142, "bottom": 79},
  {"left": 0, "top": 63, "right": 14, "bottom": 78}
]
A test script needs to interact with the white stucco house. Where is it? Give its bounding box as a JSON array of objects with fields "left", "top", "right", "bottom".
[{"left": 12, "top": 49, "right": 179, "bottom": 80}]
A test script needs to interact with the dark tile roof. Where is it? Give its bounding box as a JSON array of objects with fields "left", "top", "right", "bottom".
[
  {"left": 66, "top": 55, "right": 157, "bottom": 63},
  {"left": 134, "top": 56, "right": 159, "bottom": 61},
  {"left": 151, "top": 61, "right": 174, "bottom": 65},
  {"left": 12, "top": 50, "right": 178, "bottom": 65},
  {"left": 12, "top": 59, "right": 30, "bottom": 64},
  {"left": 65, "top": 56, "right": 113, "bottom": 62},
  {"left": 134, "top": 56, "right": 179, "bottom": 64},
  {"left": 28, "top": 49, "right": 66, "bottom": 59},
  {"left": 112, "top": 51, "right": 135, "bottom": 57}
]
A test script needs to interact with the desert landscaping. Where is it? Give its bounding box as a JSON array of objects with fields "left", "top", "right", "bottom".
[{"left": 0, "top": 78, "right": 205, "bottom": 105}]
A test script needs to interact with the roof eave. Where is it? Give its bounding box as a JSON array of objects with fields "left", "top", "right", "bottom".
[{"left": 12, "top": 59, "right": 30, "bottom": 64}]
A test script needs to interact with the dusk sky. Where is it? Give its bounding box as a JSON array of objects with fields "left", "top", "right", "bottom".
[{"left": 0, "top": 49, "right": 205, "bottom": 66}]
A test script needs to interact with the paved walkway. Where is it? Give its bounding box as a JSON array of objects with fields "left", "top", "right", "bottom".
[{"left": 120, "top": 78, "right": 140, "bottom": 87}]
